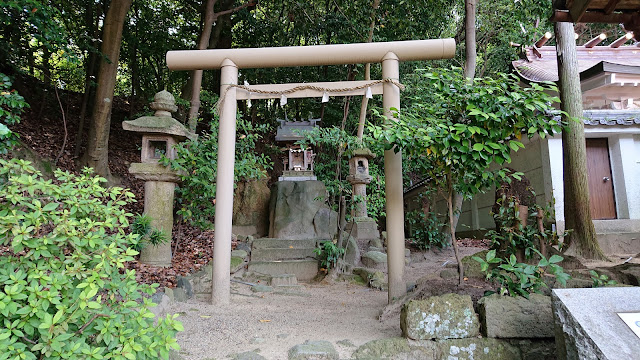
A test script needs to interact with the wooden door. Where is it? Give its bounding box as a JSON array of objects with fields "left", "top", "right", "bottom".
[{"left": 585, "top": 138, "right": 616, "bottom": 219}]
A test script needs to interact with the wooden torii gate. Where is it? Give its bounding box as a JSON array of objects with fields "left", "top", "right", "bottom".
[{"left": 166, "top": 39, "right": 455, "bottom": 305}]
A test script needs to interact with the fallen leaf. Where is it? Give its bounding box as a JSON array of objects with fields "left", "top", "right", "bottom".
[
  {"left": 200, "top": 315, "right": 211, "bottom": 319},
  {"left": 259, "top": 319, "right": 271, "bottom": 323}
]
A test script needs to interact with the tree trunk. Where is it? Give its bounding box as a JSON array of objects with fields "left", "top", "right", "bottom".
[
  {"left": 356, "top": 0, "right": 381, "bottom": 141},
  {"left": 554, "top": 22, "right": 608, "bottom": 261},
  {"left": 448, "top": 179, "right": 464, "bottom": 285},
  {"left": 463, "top": 0, "right": 477, "bottom": 80},
  {"left": 81, "top": 0, "right": 132, "bottom": 180}
]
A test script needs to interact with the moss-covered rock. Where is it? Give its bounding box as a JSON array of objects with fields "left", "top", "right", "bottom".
[
  {"left": 351, "top": 338, "right": 437, "bottom": 359},
  {"left": 437, "top": 338, "right": 521, "bottom": 360},
  {"left": 401, "top": 294, "right": 480, "bottom": 340},
  {"left": 461, "top": 250, "right": 489, "bottom": 278}
]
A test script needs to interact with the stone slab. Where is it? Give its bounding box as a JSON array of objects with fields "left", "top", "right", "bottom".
[
  {"left": 248, "top": 260, "right": 318, "bottom": 281},
  {"left": 270, "top": 274, "right": 298, "bottom": 286},
  {"left": 401, "top": 294, "right": 480, "bottom": 340},
  {"left": 252, "top": 238, "right": 317, "bottom": 249},
  {"left": 478, "top": 293, "right": 553, "bottom": 338},
  {"left": 346, "top": 218, "right": 380, "bottom": 240},
  {"left": 288, "top": 340, "right": 338, "bottom": 360},
  {"left": 361, "top": 251, "right": 388, "bottom": 270},
  {"left": 552, "top": 287, "right": 640, "bottom": 360},
  {"left": 251, "top": 247, "right": 316, "bottom": 261}
]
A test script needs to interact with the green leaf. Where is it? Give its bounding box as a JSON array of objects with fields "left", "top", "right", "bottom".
[
  {"left": 548, "top": 255, "right": 564, "bottom": 264},
  {"left": 472, "top": 143, "right": 484, "bottom": 151}
]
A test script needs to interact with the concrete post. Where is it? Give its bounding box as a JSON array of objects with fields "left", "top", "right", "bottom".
[
  {"left": 382, "top": 52, "right": 405, "bottom": 303},
  {"left": 211, "top": 59, "right": 238, "bottom": 305}
]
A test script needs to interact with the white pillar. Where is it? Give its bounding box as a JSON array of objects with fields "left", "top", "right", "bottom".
[
  {"left": 211, "top": 59, "right": 238, "bottom": 305},
  {"left": 382, "top": 52, "right": 405, "bottom": 303}
]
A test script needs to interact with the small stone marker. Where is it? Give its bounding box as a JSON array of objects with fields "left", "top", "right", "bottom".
[
  {"left": 361, "top": 251, "right": 387, "bottom": 270},
  {"left": 552, "top": 287, "right": 640, "bottom": 360},
  {"left": 288, "top": 340, "right": 339, "bottom": 360},
  {"left": 400, "top": 293, "right": 480, "bottom": 340}
]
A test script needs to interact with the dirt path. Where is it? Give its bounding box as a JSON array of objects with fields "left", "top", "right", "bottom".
[{"left": 167, "top": 246, "right": 485, "bottom": 360}]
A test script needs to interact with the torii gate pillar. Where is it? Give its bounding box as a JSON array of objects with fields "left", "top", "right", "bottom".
[{"left": 167, "top": 39, "right": 456, "bottom": 305}]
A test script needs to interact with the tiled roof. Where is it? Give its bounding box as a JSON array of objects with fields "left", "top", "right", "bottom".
[{"left": 583, "top": 110, "right": 640, "bottom": 126}]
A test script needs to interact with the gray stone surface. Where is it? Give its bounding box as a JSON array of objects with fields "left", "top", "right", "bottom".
[
  {"left": 353, "top": 268, "right": 387, "bottom": 290},
  {"left": 233, "top": 179, "right": 271, "bottom": 237},
  {"left": 369, "top": 237, "right": 383, "bottom": 248},
  {"left": 251, "top": 284, "right": 274, "bottom": 293},
  {"left": 461, "top": 250, "right": 488, "bottom": 278},
  {"left": 270, "top": 274, "right": 298, "bottom": 287},
  {"left": 346, "top": 218, "right": 380, "bottom": 240},
  {"left": 251, "top": 247, "right": 315, "bottom": 261},
  {"left": 478, "top": 293, "right": 553, "bottom": 338},
  {"left": 552, "top": 287, "right": 640, "bottom": 360},
  {"left": 401, "top": 294, "right": 480, "bottom": 340},
  {"left": 269, "top": 181, "right": 338, "bottom": 240},
  {"left": 138, "top": 180, "right": 177, "bottom": 267},
  {"left": 288, "top": 340, "right": 339, "bottom": 360},
  {"left": 343, "top": 234, "right": 360, "bottom": 267},
  {"left": 509, "top": 339, "right": 556, "bottom": 360},
  {"left": 437, "top": 338, "right": 521, "bottom": 360},
  {"left": 230, "top": 351, "right": 267, "bottom": 360},
  {"left": 248, "top": 260, "right": 318, "bottom": 281},
  {"left": 231, "top": 249, "right": 248, "bottom": 259},
  {"left": 361, "top": 251, "right": 388, "bottom": 270},
  {"left": 351, "top": 338, "right": 437, "bottom": 359}
]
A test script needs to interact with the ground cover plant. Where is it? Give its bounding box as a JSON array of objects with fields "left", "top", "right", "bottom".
[{"left": 0, "top": 159, "right": 181, "bottom": 359}]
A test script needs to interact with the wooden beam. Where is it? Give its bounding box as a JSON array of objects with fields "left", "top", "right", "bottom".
[
  {"left": 569, "top": 0, "right": 594, "bottom": 22},
  {"left": 604, "top": 0, "right": 621, "bottom": 15},
  {"left": 552, "top": 9, "right": 633, "bottom": 24}
]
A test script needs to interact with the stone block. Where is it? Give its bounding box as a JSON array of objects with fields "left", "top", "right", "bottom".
[
  {"left": 552, "top": 287, "right": 640, "bottom": 360},
  {"left": 353, "top": 268, "right": 387, "bottom": 290},
  {"left": 478, "top": 293, "right": 553, "bottom": 338},
  {"left": 230, "top": 351, "right": 267, "bottom": 360},
  {"left": 288, "top": 340, "right": 338, "bottom": 360},
  {"left": 233, "top": 178, "right": 271, "bottom": 237},
  {"left": 270, "top": 274, "right": 298, "bottom": 286},
  {"left": 231, "top": 249, "right": 248, "bottom": 259},
  {"left": 251, "top": 247, "right": 316, "bottom": 261},
  {"left": 361, "top": 251, "right": 387, "bottom": 270},
  {"left": 251, "top": 284, "right": 274, "bottom": 293},
  {"left": 346, "top": 218, "right": 380, "bottom": 240},
  {"left": 252, "top": 238, "right": 317, "bottom": 249},
  {"left": 351, "top": 338, "right": 437, "bottom": 359},
  {"left": 343, "top": 235, "right": 360, "bottom": 267},
  {"left": 248, "top": 260, "right": 318, "bottom": 281},
  {"left": 461, "top": 250, "right": 488, "bottom": 278},
  {"left": 401, "top": 294, "right": 480, "bottom": 340},
  {"left": 268, "top": 181, "right": 338, "bottom": 240},
  {"left": 436, "top": 338, "right": 521, "bottom": 360},
  {"left": 509, "top": 339, "right": 556, "bottom": 360}
]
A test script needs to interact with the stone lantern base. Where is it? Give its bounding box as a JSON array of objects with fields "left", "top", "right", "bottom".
[{"left": 346, "top": 217, "right": 380, "bottom": 243}]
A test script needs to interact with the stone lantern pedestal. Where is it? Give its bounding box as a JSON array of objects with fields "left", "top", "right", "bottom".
[
  {"left": 123, "top": 91, "right": 196, "bottom": 267},
  {"left": 346, "top": 148, "right": 380, "bottom": 242}
]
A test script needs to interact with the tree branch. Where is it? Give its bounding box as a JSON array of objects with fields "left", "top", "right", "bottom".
[{"left": 76, "top": 313, "right": 109, "bottom": 334}]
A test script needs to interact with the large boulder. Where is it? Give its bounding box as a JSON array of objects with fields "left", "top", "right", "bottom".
[
  {"left": 269, "top": 181, "right": 338, "bottom": 240},
  {"left": 233, "top": 179, "right": 271, "bottom": 237},
  {"left": 400, "top": 294, "right": 480, "bottom": 340},
  {"left": 478, "top": 294, "right": 553, "bottom": 338},
  {"left": 361, "top": 251, "right": 387, "bottom": 270}
]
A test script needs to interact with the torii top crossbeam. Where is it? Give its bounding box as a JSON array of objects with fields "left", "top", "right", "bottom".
[{"left": 166, "top": 39, "right": 455, "bottom": 305}]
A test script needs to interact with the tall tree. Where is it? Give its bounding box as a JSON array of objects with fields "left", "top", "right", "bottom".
[
  {"left": 554, "top": 22, "right": 608, "bottom": 260},
  {"left": 81, "top": 0, "right": 132, "bottom": 180}
]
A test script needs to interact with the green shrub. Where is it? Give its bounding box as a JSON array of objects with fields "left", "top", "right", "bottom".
[
  {"left": 130, "top": 214, "right": 168, "bottom": 252},
  {"left": 0, "top": 73, "right": 29, "bottom": 154},
  {"left": 405, "top": 209, "right": 447, "bottom": 250},
  {"left": 474, "top": 249, "right": 570, "bottom": 298},
  {"left": 314, "top": 240, "right": 345, "bottom": 271},
  {"left": 0, "top": 159, "right": 182, "bottom": 359}
]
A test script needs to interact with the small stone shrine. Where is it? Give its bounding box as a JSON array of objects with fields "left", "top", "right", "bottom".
[
  {"left": 123, "top": 90, "right": 196, "bottom": 267},
  {"left": 346, "top": 148, "right": 380, "bottom": 243},
  {"left": 275, "top": 118, "right": 319, "bottom": 181}
]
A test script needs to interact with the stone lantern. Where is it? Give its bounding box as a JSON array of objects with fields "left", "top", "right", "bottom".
[
  {"left": 346, "top": 148, "right": 380, "bottom": 242},
  {"left": 123, "top": 90, "right": 196, "bottom": 267}
]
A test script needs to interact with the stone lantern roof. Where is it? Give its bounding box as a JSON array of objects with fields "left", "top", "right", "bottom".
[
  {"left": 352, "top": 148, "right": 376, "bottom": 159},
  {"left": 122, "top": 90, "right": 196, "bottom": 141}
]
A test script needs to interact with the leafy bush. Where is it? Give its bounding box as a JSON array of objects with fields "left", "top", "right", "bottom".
[
  {"left": 0, "top": 73, "right": 29, "bottom": 154},
  {"left": 474, "top": 249, "right": 570, "bottom": 298},
  {"left": 314, "top": 240, "right": 345, "bottom": 271},
  {"left": 589, "top": 270, "right": 617, "bottom": 288},
  {"left": 163, "top": 115, "right": 273, "bottom": 229},
  {"left": 488, "top": 195, "right": 566, "bottom": 259},
  {"left": 405, "top": 209, "right": 447, "bottom": 250},
  {"left": 0, "top": 159, "right": 182, "bottom": 359}
]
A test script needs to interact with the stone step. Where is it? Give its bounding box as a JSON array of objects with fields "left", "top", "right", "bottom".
[
  {"left": 248, "top": 260, "right": 318, "bottom": 281},
  {"left": 251, "top": 247, "right": 316, "bottom": 261},
  {"left": 252, "top": 238, "right": 320, "bottom": 250}
]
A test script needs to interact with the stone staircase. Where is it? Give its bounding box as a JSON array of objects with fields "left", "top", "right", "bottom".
[{"left": 248, "top": 238, "right": 323, "bottom": 281}]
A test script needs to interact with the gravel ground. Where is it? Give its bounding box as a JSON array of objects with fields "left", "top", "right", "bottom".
[{"left": 167, "top": 246, "right": 486, "bottom": 360}]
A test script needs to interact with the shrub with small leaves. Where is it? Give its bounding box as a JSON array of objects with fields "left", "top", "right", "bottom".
[
  {"left": 0, "top": 159, "right": 182, "bottom": 360},
  {"left": 314, "top": 240, "right": 345, "bottom": 271},
  {"left": 0, "top": 73, "right": 29, "bottom": 154},
  {"left": 589, "top": 270, "right": 618, "bottom": 288}
]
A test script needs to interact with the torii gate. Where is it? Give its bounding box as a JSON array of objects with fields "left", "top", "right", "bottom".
[{"left": 166, "top": 39, "right": 455, "bottom": 305}]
